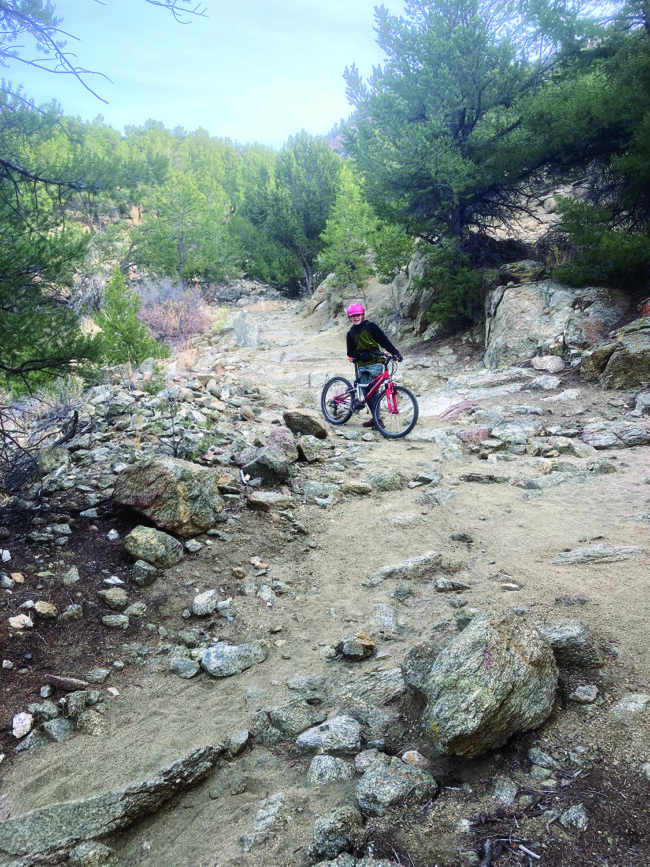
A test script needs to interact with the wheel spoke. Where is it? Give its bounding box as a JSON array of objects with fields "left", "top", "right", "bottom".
[
  {"left": 321, "top": 376, "right": 353, "bottom": 425},
  {"left": 374, "top": 385, "right": 418, "bottom": 438}
]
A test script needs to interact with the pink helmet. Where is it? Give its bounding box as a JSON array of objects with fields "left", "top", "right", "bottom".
[{"left": 346, "top": 303, "right": 365, "bottom": 317}]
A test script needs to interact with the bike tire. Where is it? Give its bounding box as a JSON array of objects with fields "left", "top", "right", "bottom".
[
  {"left": 374, "top": 385, "right": 419, "bottom": 438},
  {"left": 321, "top": 376, "right": 354, "bottom": 425}
]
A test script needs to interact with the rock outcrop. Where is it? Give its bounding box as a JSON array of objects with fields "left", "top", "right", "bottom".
[
  {"left": 581, "top": 317, "right": 650, "bottom": 389},
  {"left": 0, "top": 746, "right": 220, "bottom": 859},
  {"left": 484, "top": 277, "right": 629, "bottom": 369}
]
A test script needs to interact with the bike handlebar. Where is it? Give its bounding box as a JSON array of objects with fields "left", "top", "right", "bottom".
[{"left": 349, "top": 352, "right": 400, "bottom": 364}]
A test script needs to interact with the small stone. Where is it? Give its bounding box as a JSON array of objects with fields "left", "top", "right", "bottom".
[
  {"left": 8, "top": 614, "right": 33, "bottom": 630},
  {"left": 61, "top": 566, "right": 81, "bottom": 586},
  {"left": 401, "top": 750, "right": 431, "bottom": 769},
  {"left": 42, "top": 717, "right": 74, "bottom": 743},
  {"left": 569, "top": 685, "right": 599, "bottom": 704},
  {"left": 77, "top": 710, "right": 107, "bottom": 736},
  {"left": 12, "top": 712, "right": 33, "bottom": 738},
  {"left": 14, "top": 730, "right": 48, "bottom": 753},
  {"left": 559, "top": 803, "right": 589, "bottom": 830},
  {"left": 341, "top": 480, "right": 372, "bottom": 496},
  {"left": 101, "top": 614, "right": 129, "bottom": 630},
  {"left": 169, "top": 657, "right": 200, "bottom": 678},
  {"left": 492, "top": 774, "right": 518, "bottom": 803},
  {"left": 59, "top": 604, "right": 83, "bottom": 621},
  {"left": 226, "top": 730, "right": 250, "bottom": 757},
  {"left": 132, "top": 560, "right": 158, "bottom": 587},
  {"left": 103, "top": 575, "right": 125, "bottom": 586},
  {"left": 97, "top": 587, "right": 128, "bottom": 611},
  {"left": 86, "top": 668, "right": 111, "bottom": 684},
  {"left": 528, "top": 747, "right": 561, "bottom": 770},
  {"left": 335, "top": 632, "right": 375, "bottom": 660},
  {"left": 191, "top": 589, "right": 219, "bottom": 616},
  {"left": 308, "top": 755, "right": 355, "bottom": 786},
  {"left": 27, "top": 700, "right": 58, "bottom": 721},
  {"left": 257, "top": 585, "right": 276, "bottom": 607},
  {"left": 530, "top": 764, "right": 553, "bottom": 780},
  {"left": 294, "top": 716, "right": 361, "bottom": 755}
]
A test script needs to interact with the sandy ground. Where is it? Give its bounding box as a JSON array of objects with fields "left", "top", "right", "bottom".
[{"left": 1, "top": 291, "right": 649, "bottom": 866}]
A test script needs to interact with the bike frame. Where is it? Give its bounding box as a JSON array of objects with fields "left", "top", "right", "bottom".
[{"left": 333, "top": 357, "right": 399, "bottom": 414}]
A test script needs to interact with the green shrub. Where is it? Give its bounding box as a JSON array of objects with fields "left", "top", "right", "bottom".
[{"left": 94, "top": 269, "right": 170, "bottom": 366}]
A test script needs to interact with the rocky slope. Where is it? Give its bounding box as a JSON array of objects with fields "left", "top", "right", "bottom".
[{"left": 0, "top": 283, "right": 649, "bottom": 867}]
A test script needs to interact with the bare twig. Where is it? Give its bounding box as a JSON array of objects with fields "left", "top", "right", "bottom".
[
  {"left": 145, "top": 0, "right": 208, "bottom": 22},
  {"left": 519, "top": 843, "right": 541, "bottom": 860}
]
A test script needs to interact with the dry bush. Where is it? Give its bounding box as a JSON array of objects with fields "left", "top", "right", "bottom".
[
  {"left": 136, "top": 279, "right": 213, "bottom": 345},
  {"left": 174, "top": 342, "right": 201, "bottom": 370},
  {"left": 0, "top": 380, "right": 85, "bottom": 501}
]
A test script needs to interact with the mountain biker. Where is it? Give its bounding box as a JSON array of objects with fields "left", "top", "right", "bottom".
[{"left": 346, "top": 302, "right": 403, "bottom": 427}]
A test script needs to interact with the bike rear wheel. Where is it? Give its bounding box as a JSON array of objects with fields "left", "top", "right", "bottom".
[
  {"left": 321, "top": 376, "right": 354, "bottom": 425},
  {"left": 374, "top": 385, "right": 419, "bottom": 438}
]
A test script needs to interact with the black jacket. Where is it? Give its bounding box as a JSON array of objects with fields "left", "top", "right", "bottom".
[{"left": 346, "top": 320, "right": 399, "bottom": 364}]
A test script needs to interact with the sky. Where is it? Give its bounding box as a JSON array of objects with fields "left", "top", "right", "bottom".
[{"left": 7, "top": 0, "right": 407, "bottom": 148}]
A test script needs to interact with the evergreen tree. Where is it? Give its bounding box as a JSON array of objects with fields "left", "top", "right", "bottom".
[
  {"left": 373, "top": 222, "right": 417, "bottom": 285},
  {"left": 319, "top": 165, "right": 377, "bottom": 289},
  {"left": 344, "top": 0, "right": 530, "bottom": 244},
  {"left": 343, "top": 0, "right": 623, "bottom": 248},
  {"left": 250, "top": 132, "right": 343, "bottom": 293},
  {"left": 0, "top": 101, "right": 102, "bottom": 393},
  {"left": 133, "top": 168, "right": 237, "bottom": 281}
]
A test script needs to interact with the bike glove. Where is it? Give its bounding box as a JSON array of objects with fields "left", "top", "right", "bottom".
[{"left": 393, "top": 352, "right": 403, "bottom": 362}]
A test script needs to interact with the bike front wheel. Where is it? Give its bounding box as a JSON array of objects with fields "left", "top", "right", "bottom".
[
  {"left": 374, "top": 385, "right": 419, "bottom": 438},
  {"left": 321, "top": 376, "right": 354, "bottom": 425}
]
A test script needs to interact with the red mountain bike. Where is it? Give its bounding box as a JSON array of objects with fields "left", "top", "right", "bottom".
[{"left": 320, "top": 354, "right": 419, "bottom": 439}]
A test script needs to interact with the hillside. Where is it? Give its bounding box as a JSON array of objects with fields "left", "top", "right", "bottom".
[{"left": 0, "top": 282, "right": 649, "bottom": 866}]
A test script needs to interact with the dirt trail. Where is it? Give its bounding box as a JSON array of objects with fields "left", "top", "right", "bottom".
[{"left": 1, "top": 293, "right": 649, "bottom": 866}]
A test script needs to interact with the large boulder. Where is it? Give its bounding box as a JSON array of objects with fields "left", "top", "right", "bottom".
[
  {"left": 581, "top": 318, "right": 650, "bottom": 389},
  {"left": 419, "top": 611, "right": 557, "bottom": 757},
  {"left": 114, "top": 456, "right": 225, "bottom": 538},
  {"left": 484, "top": 278, "right": 629, "bottom": 369}
]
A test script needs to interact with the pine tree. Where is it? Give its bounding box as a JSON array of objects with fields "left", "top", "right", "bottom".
[{"left": 319, "top": 166, "right": 378, "bottom": 289}]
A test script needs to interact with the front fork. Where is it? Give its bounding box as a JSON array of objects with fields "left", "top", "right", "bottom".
[{"left": 385, "top": 381, "right": 398, "bottom": 414}]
